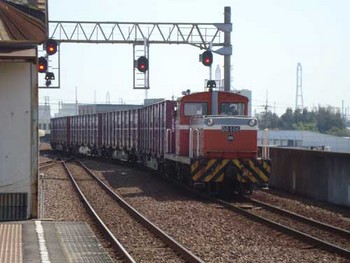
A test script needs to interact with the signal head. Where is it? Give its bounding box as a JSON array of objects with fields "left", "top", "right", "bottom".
[
  {"left": 201, "top": 50, "right": 213, "bottom": 67},
  {"left": 38, "top": 57, "right": 48, "bottom": 73},
  {"left": 45, "top": 39, "right": 58, "bottom": 55},
  {"left": 45, "top": 72, "right": 55, "bottom": 80},
  {"left": 136, "top": 56, "right": 149, "bottom": 72}
]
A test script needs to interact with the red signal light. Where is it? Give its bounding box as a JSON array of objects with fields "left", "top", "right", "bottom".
[
  {"left": 201, "top": 50, "right": 213, "bottom": 67},
  {"left": 45, "top": 39, "right": 58, "bottom": 55},
  {"left": 136, "top": 56, "right": 149, "bottom": 72},
  {"left": 38, "top": 57, "right": 48, "bottom": 73}
]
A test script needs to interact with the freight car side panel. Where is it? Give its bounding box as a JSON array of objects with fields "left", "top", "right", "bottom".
[
  {"left": 98, "top": 114, "right": 102, "bottom": 148},
  {"left": 139, "top": 106, "right": 148, "bottom": 154},
  {"left": 115, "top": 111, "right": 121, "bottom": 149},
  {"left": 138, "top": 100, "right": 176, "bottom": 157},
  {"left": 86, "top": 114, "right": 98, "bottom": 147},
  {"left": 131, "top": 109, "right": 138, "bottom": 150},
  {"left": 70, "top": 116, "right": 76, "bottom": 145},
  {"left": 101, "top": 112, "right": 113, "bottom": 148},
  {"left": 165, "top": 101, "right": 176, "bottom": 154},
  {"left": 51, "top": 117, "right": 69, "bottom": 145}
]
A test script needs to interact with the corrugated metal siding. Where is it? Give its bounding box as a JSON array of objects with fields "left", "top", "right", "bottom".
[{"left": 0, "top": 193, "right": 27, "bottom": 221}]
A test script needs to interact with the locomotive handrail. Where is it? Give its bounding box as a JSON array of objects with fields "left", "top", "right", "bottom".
[
  {"left": 189, "top": 128, "right": 200, "bottom": 158},
  {"left": 195, "top": 129, "right": 200, "bottom": 157},
  {"left": 189, "top": 128, "right": 193, "bottom": 158},
  {"left": 262, "top": 128, "right": 270, "bottom": 159},
  {"left": 166, "top": 129, "right": 172, "bottom": 153}
]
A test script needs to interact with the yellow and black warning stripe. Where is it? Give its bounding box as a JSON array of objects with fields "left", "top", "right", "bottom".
[{"left": 191, "top": 158, "right": 271, "bottom": 185}]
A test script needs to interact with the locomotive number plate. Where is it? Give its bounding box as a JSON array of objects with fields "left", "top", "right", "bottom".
[{"left": 221, "top": 125, "right": 240, "bottom": 132}]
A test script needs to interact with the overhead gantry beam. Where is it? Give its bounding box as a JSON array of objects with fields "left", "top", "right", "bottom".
[
  {"left": 48, "top": 21, "right": 230, "bottom": 50},
  {"left": 48, "top": 7, "right": 232, "bottom": 91}
]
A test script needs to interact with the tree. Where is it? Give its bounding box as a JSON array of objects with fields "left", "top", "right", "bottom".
[
  {"left": 316, "top": 106, "right": 345, "bottom": 134},
  {"left": 256, "top": 111, "right": 280, "bottom": 130},
  {"left": 280, "top": 108, "right": 294, "bottom": 130},
  {"left": 257, "top": 106, "right": 347, "bottom": 136}
]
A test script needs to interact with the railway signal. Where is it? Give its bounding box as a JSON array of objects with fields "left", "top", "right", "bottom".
[
  {"left": 201, "top": 50, "right": 213, "bottom": 67},
  {"left": 45, "top": 39, "right": 58, "bottom": 55},
  {"left": 45, "top": 72, "right": 55, "bottom": 87},
  {"left": 136, "top": 56, "right": 149, "bottom": 72},
  {"left": 38, "top": 57, "right": 48, "bottom": 73}
]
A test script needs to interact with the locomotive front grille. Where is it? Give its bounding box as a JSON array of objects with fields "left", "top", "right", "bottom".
[{"left": 191, "top": 158, "right": 271, "bottom": 185}]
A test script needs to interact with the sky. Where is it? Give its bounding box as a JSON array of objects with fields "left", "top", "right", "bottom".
[{"left": 40, "top": 0, "right": 350, "bottom": 116}]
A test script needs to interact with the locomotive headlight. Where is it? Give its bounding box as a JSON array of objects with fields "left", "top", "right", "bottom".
[
  {"left": 248, "top": 118, "right": 258, "bottom": 127},
  {"left": 206, "top": 118, "right": 214, "bottom": 126}
]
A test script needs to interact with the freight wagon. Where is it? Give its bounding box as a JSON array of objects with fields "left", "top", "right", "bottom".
[{"left": 51, "top": 90, "right": 271, "bottom": 194}]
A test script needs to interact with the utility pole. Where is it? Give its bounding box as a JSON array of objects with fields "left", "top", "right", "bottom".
[
  {"left": 75, "top": 86, "right": 78, "bottom": 115},
  {"left": 265, "top": 90, "right": 269, "bottom": 128},
  {"left": 295, "top": 63, "right": 304, "bottom": 109},
  {"left": 224, "top": 6, "right": 232, "bottom": 91}
]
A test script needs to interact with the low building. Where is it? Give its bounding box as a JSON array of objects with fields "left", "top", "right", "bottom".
[
  {"left": 54, "top": 102, "right": 82, "bottom": 117},
  {"left": 258, "top": 130, "right": 350, "bottom": 153},
  {"left": 39, "top": 104, "right": 50, "bottom": 132},
  {"left": 79, "top": 104, "right": 141, "bottom": 115}
]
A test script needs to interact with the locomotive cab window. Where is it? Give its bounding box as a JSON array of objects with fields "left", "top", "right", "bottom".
[
  {"left": 221, "top": 103, "right": 245, "bottom": 115},
  {"left": 184, "top": 103, "right": 208, "bottom": 116}
]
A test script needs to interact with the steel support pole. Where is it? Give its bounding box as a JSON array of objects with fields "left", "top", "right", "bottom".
[{"left": 224, "top": 6, "right": 231, "bottom": 91}]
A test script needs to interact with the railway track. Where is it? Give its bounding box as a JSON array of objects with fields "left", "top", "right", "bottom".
[
  {"left": 73, "top": 155, "right": 350, "bottom": 260},
  {"left": 62, "top": 158, "right": 205, "bottom": 263},
  {"left": 158, "top": 172, "right": 350, "bottom": 260},
  {"left": 39, "top": 159, "right": 62, "bottom": 169},
  {"left": 214, "top": 195, "right": 350, "bottom": 259},
  {"left": 0, "top": 1, "right": 45, "bottom": 41}
]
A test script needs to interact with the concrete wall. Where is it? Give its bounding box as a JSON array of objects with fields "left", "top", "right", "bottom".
[
  {"left": 269, "top": 147, "right": 350, "bottom": 207},
  {"left": 0, "top": 62, "right": 38, "bottom": 218}
]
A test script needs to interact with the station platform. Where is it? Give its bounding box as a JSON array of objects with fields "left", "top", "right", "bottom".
[{"left": 0, "top": 220, "right": 114, "bottom": 263}]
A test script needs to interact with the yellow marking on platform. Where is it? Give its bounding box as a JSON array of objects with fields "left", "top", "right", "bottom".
[{"left": 0, "top": 224, "right": 23, "bottom": 263}]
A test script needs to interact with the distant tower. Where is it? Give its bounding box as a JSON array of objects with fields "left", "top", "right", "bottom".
[
  {"left": 106, "top": 92, "right": 110, "bottom": 104},
  {"left": 215, "top": 65, "right": 222, "bottom": 90},
  {"left": 295, "top": 63, "right": 304, "bottom": 109}
]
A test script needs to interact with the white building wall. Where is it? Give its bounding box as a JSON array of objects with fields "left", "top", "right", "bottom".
[
  {"left": 258, "top": 130, "right": 350, "bottom": 153},
  {"left": 0, "top": 62, "right": 37, "bottom": 218},
  {"left": 39, "top": 104, "right": 51, "bottom": 134}
]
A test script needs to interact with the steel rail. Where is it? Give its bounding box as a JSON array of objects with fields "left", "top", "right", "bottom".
[
  {"left": 0, "top": 1, "right": 45, "bottom": 41},
  {"left": 76, "top": 156, "right": 350, "bottom": 259},
  {"left": 76, "top": 159, "right": 206, "bottom": 263},
  {"left": 245, "top": 196, "right": 350, "bottom": 238},
  {"left": 61, "top": 160, "right": 137, "bottom": 263},
  {"left": 215, "top": 196, "right": 350, "bottom": 260},
  {"left": 169, "top": 175, "right": 350, "bottom": 259},
  {"left": 39, "top": 159, "right": 64, "bottom": 169}
]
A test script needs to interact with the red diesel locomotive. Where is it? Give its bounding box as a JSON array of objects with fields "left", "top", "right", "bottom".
[{"left": 50, "top": 90, "right": 271, "bottom": 194}]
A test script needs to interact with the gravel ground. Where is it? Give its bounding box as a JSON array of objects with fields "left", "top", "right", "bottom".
[
  {"left": 252, "top": 189, "right": 350, "bottom": 230},
  {"left": 66, "top": 162, "right": 186, "bottom": 263},
  {"left": 38, "top": 149, "right": 123, "bottom": 262},
  {"left": 39, "top": 144, "right": 350, "bottom": 262},
  {"left": 82, "top": 159, "right": 350, "bottom": 263}
]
